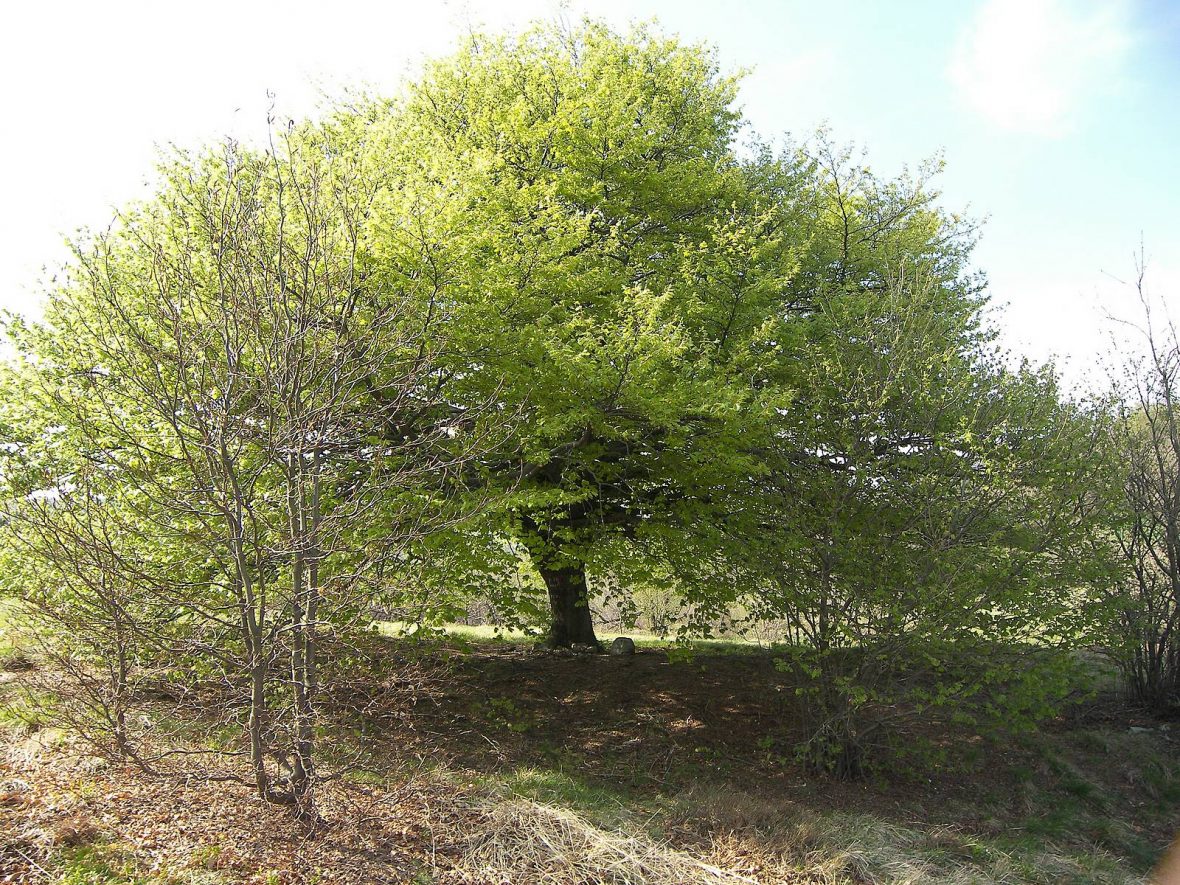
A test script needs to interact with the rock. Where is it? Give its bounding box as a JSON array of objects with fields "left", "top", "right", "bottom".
[{"left": 610, "top": 636, "right": 636, "bottom": 656}]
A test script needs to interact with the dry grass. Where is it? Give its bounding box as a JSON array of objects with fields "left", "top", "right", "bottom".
[
  {"left": 459, "top": 798, "right": 763, "bottom": 885},
  {"left": 0, "top": 722, "right": 1159, "bottom": 885},
  {"left": 449, "top": 788, "right": 1144, "bottom": 885},
  {"left": 660, "top": 784, "right": 1145, "bottom": 885}
]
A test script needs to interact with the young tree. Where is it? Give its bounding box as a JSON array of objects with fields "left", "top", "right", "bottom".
[
  {"left": 1, "top": 117, "right": 496, "bottom": 812},
  {"left": 753, "top": 280, "right": 1110, "bottom": 773},
  {"left": 723, "top": 150, "right": 1115, "bottom": 775},
  {"left": 1103, "top": 266, "right": 1180, "bottom": 713},
  {"left": 0, "top": 471, "right": 165, "bottom": 764}
]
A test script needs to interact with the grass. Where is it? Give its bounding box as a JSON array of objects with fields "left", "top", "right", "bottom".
[
  {"left": 53, "top": 843, "right": 141, "bottom": 885},
  {"left": 356, "top": 631, "right": 1178, "bottom": 882},
  {"left": 0, "top": 688, "right": 53, "bottom": 733},
  {"left": 452, "top": 761, "right": 1156, "bottom": 884},
  {"left": 42, "top": 842, "right": 227, "bottom": 885},
  {"left": 799, "top": 810, "right": 1134, "bottom": 884},
  {"left": 459, "top": 795, "right": 760, "bottom": 885},
  {"left": 375, "top": 619, "right": 767, "bottom": 654},
  {"left": 0, "top": 601, "right": 49, "bottom": 735},
  {"left": 487, "top": 766, "right": 636, "bottom": 828},
  {"left": 3, "top": 627, "right": 1176, "bottom": 884}
]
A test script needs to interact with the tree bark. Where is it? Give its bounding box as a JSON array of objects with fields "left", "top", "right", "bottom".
[
  {"left": 520, "top": 509, "right": 603, "bottom": 650},
  {"left": 538, "top": 562, "right": 602, "bottom": 650}
]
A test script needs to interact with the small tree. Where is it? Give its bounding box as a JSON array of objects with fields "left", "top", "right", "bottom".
[
  {"left": 729, "top": 148, "right": 1116, "bottom": 773},
  {"left": 1104, "top": 265, "right": 1180, "bottom": 713},
  {"left": 1, "top": 115, "right": 497, "bottom": 813},
  {"left": 0, "top": 475, "right": 163, "bottom": 763}
]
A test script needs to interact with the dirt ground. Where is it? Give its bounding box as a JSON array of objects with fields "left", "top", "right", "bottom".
[{"left": 1, "top": 640, "right": 1177, "bottom": 884}]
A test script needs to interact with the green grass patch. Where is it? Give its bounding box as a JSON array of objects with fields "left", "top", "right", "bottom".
[
  {"left": 487, "top": 766, "right": 634, "bottom": 825},
  {"left": 53, "top": 844, "right": 137, "bottom": 885},
  {"left": 986, "top": 729, "right": 1180, "bottom": 876},
  {"left": 50, "top": 841, "right": 207, "bottom": 885},
  {"left": 48, "top": 839, "right": 224, "bottom": 884},
  {"left": 0, "top": 678, "right": 56, "bottom": 734},
  {"left": 374, "top": 620, "right": 767, "bottom": 654}
]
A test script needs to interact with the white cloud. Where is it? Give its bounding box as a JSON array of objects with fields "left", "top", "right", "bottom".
[{"left": 948, "top": 0, "right": 1132, "bottom": 135}]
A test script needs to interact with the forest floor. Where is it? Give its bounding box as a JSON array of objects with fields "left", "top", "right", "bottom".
[{"left": 0, "top": 626, "right": 1177, "bottom": 884}]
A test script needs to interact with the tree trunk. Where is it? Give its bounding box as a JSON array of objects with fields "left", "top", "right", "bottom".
[
  {"left": 289, "top": 553, "right": 311, "bottom": 800},
  {"left": 538, "top": 562, "right": 602, "bottom": 650},
  {"left": 248, "top": 649, "right": 272, "bottom": 800},
  {"left": 520, "top": 511, "right": 602, "bottom": 650}
]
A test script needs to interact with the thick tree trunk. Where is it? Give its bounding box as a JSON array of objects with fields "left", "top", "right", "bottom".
[
  {"left": 538, "top": 562, "right": 602, "bottom": 650},
  {"left": 520, "top": 510, "right": 602, "bottom": 650}
]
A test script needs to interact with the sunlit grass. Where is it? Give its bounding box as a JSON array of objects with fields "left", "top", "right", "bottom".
[
  {"left": 0, "top": 597, "right": 20, "bottom": 652},
  {"left": 374, "top": 619, "right": 767, "bottom": 653},
  {"left": 467, "top": 757, "right": 1161, "bottom": 884}
]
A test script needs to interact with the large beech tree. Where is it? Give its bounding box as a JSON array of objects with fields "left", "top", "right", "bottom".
[{"left": 362, "top": 21, "right": 806, "bottom": 646}]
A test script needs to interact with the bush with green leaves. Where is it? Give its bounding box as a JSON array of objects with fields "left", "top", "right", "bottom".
[
  {"left": 727, "top": 157, "right": 1116, "bottom": 773},
  {"left": 0, "top": 116, "right": 501, "bottom": 810},
  {"left": 1101, "top": 270, "right": 1180, "bottom": 714}
]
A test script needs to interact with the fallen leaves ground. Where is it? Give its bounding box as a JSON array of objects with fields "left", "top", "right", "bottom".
[
  {"left": 0, "top": 642, "right": 1176, "bottom": 884},
  {"left": 0, "top": 728, "right": 475, "bottom": 883}
]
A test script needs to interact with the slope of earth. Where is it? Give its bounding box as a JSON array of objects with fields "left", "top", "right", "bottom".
[{"left": 1, "top": 633, "right": 1177, "bottom": 884}]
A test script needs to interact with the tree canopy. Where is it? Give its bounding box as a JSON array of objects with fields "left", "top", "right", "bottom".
[
  {"left": 0, "top": 19, "right": 1131, "bottom": 800},
  {"left": 343, "top": 22, "right": 815, "bottom": 647}
]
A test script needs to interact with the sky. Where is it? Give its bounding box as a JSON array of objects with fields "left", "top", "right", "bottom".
[{"left": 2, "top": 0, "right": 1178, "bottom": 386}]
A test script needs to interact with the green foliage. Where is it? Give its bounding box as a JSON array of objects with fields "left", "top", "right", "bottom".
[
  {"left": 0, "top": 15, "right": 1131, "bottom": 787},
  {"left": 480, "top": 696, "right": 536, "bottom": 733},
  {"left": 51, "top": 843, "right": 158, "bottom": 885},
  {"left": 1099, "top": 305, "right": 1180, "bottom": 713},
  {"left": 358, "top": 20, "right": 809, "bottom": 640},
  {"left": 725, "top": 146, "right": 1118, "bottom": 772},
  {"left": 0, "top": 95, "right": 505, "bottom": 801}
]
